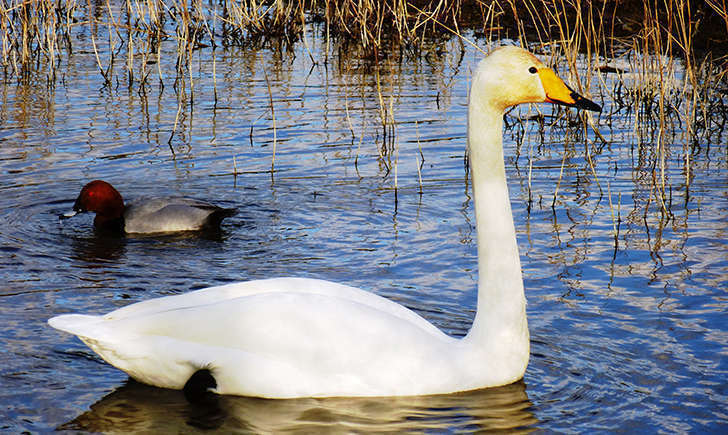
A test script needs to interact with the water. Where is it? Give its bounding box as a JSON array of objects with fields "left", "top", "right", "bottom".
[{"left": 1, "top": 24, "right": 727, "bottom": 432}]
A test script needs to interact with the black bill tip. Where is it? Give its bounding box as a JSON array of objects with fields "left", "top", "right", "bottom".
[{"left": 571, "top": 92, "right": 602, "bottom": 112}]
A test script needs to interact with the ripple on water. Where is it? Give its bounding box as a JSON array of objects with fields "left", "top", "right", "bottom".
[{"left": 1, "top": 30, "right": 727, "bottom": 433}]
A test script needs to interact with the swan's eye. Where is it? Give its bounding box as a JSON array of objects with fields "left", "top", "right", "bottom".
[{"left": 528, "top": 66, "right": 538, "bottom": 74}]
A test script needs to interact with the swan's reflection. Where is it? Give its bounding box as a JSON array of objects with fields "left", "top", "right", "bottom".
[{"left": 59, "top": 379, "right": 537, "bottom": 432}]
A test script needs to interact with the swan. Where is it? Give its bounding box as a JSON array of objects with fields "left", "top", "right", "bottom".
[
  {"left": 49, "top": 46, "right": 600, "bottom": 398},
  {"left": 62, "top": 180, "right": 236, "bottom": 234}
]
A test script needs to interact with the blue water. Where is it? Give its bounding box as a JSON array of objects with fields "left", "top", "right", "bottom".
[{"left": 0, "top": 20, "right": 726, "bottom": 432}]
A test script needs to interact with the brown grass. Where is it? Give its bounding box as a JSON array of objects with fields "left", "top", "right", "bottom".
[
  {"left": 2, "top": 1, "right": 726, "bottom": 78},
  {"left": 1, "top": 0, "right": 727, "bottom": 213}
]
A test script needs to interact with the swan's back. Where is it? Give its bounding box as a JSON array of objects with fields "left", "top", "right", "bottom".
[{"left": 89, "top": 278, "right": 446, "bottom": 332}]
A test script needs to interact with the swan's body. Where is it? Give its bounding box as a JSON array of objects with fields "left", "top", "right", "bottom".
[
  {"left": 49, "top": 47, "right": 600, "bottom": 398},
  {"left": 50, "top": 277, "right": 523, "bottom": 397}
]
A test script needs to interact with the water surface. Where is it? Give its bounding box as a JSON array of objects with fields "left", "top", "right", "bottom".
[{"left": 0, "top": 24, "right": 727, "bottom": 432}]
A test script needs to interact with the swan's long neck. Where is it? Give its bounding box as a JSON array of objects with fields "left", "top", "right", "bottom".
[{"left": 464, "top": 85, "right": 528, "bottom": 352}]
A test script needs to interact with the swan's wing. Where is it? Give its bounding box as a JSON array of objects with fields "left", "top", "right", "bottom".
[
  {"left": 178, "top": 291, "right": 457, "bottom": 397},
  {"left": 102, "top": 278, "right": 445, "bottom": 339},
  {"left": 49, "top": 278, "right": 457, "bottom": 397}
]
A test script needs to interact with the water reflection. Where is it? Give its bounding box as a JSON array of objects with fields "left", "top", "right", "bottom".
[
  {"left": 69, "top": 234, "right": 128, "bottom": 264},
  {"left": 0, "top": 8, "right": 725, "bottom": 429},
  {"left": 59, "top": 380, "right": 537, "bottom": 432}
]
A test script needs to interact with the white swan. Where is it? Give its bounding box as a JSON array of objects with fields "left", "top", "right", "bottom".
[{"left": 49, "top": 46, "right": 600, "bottom": 399}]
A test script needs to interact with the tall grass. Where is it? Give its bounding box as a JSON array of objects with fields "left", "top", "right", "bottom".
[
  {"left": 2, "top": 1, "right": 726, "bottom": 79},
  {"left": 1, "top": 0, "right": 726, "bottom": 217}
]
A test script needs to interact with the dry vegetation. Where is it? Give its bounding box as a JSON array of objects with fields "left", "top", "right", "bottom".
[
  {"left": 1, "top": 0, "right": 727, "bottom": 220},
  {"left": 2, "top": 1, "right": 726, "bottom": 74}
]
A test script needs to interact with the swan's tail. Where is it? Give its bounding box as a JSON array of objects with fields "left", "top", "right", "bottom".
[
  {"left": 48, "top": 314, "right": 122, "bottom": 361},
  {"left": 48, "top": 314, "right": 105, "bottom": 339},
  {"left": 49, "top": 314, "right": 150, "bottom": 385},
  {"left": 48, "top": 313, "right": 203, "bottom": 390}
]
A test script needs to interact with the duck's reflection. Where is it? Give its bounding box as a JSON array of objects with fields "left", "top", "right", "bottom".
[
  {"left": 67, "top": 225, "right": 237, "bottom": 265},
  {"left": 59, "top": 379, "right": 537, "bottom": 432},
  {"left": 68, "top": 233, "right": 128, "bottom": 264}
]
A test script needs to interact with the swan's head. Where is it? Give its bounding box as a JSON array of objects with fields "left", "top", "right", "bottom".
[{"left": 471, "top": 46, "right": 601, "bottom": 113}]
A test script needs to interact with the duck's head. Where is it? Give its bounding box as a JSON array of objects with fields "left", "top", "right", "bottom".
[
  {"left": 65, "top": 180, "right": 125, "bottom": 228},
  {"left": 471, "top": 46, "right": 601, "bottom": 113}
]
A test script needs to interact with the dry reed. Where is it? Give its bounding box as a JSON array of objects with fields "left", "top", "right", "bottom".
[
  {"left": 3, "top": 1, "right": 725, "bottom": 86},
  {"left": 1, "top": 0, "right": 727, "bottom": 221}
]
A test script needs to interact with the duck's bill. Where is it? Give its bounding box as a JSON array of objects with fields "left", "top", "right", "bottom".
[
  {"left": 538, "top": 68, "right": 601, "bottom": 112},
  {"left": 60, "top": 210, "right": 78, "bottom": 219}
]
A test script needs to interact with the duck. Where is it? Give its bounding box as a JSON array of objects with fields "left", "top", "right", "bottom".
[
  {"left": 62, "top": 180, "right": 236, "bottom": 234},
  {"left": 49, "top": 46, "right": 601, "bottom": 399}
]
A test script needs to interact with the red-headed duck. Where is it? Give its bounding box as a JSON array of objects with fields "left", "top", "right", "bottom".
[{"left": 63, "top": 180, "right": 236, "bottom": 234}]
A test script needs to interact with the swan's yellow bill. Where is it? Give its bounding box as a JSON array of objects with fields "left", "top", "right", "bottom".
[{"left": 538, "top": 67, "right": 601, "bottom": 112}]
